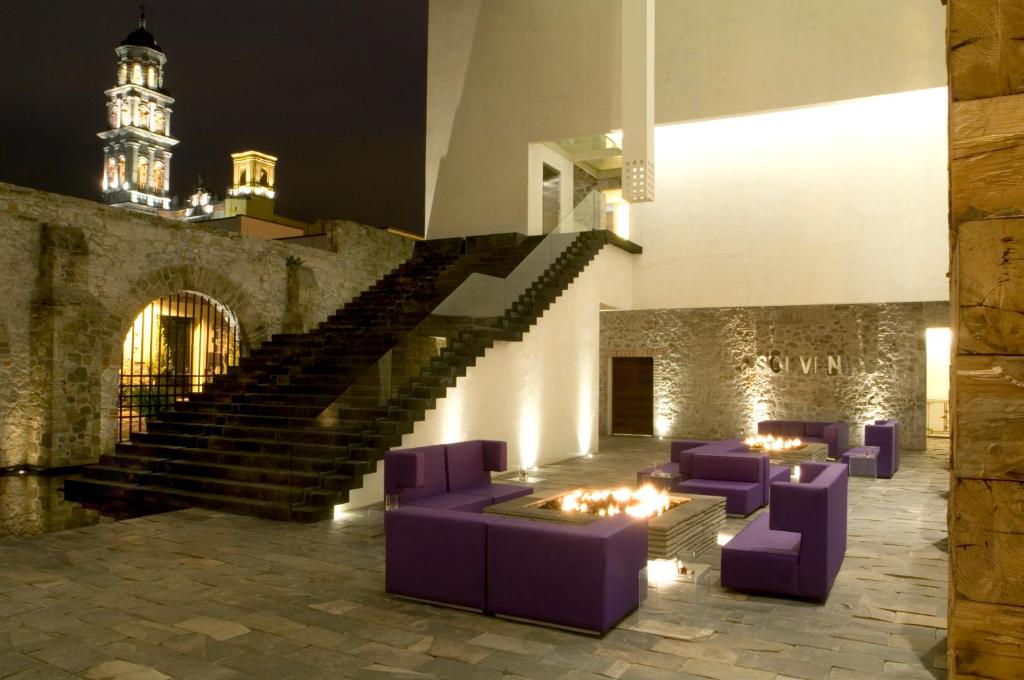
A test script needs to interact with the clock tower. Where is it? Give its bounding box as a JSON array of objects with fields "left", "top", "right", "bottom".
[{"left": 98, "top": 7, "right": 178, "bottom": 212}]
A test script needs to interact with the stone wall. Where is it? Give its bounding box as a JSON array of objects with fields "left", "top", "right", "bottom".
[
  {"left": 0, "top": 182, "right": 414, "bottom": 470},
  {"left": 600, "top": 301, "right": 950, "bottom": 450}
]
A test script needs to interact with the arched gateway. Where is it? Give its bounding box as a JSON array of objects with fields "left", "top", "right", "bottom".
[{"left": 118, "top": 290, "right": 240, "bottom": 440}]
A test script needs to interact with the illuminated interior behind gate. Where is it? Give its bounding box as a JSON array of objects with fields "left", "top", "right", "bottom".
[{"left": 118, "top": 291, "right": 240, "bottom": 441}]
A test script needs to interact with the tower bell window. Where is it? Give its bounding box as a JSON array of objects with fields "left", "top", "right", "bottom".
[
  {"left": 153, "top": 161, "right": 166, "bottom": 193},
  {"left": 118, "top": 63, "right": 127, "bottom": 85},
  {"left": 118, "top": 156, "right": 126, "bottom": 185},
  {"left": 138, "top": 157, "right": 149, "bottom": 189},
  {"left": 132, "top": 64, "right": 143, "bottom": 85},
  {"left": 147, "top": 66, "right": 156, "bottom": 88}
]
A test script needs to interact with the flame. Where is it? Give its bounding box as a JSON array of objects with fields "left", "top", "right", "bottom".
[
  {"left": 557, "top": 485, "right": 673, "bottom": 518},
  {"left": 744, "top": 434, "right": 803, "bottom": 451}
]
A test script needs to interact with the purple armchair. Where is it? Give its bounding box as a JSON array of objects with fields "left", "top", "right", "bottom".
[
  {"left": 721, "top": 462, "right": 848, "bottom": 600},
  {"left": 676, "top": 452, "right": 769, "bottom": 516},
  {"left": 384, "top": 440, "right": 531, "bottom": 512},
  {"left": 757, "top": 420, "right": 849, "bottom": 459},
  {"left": 486, "top": 514, "right": 648, "bottom": 634},
  {"left": 864, "top": 420, "right": 900, "bottom": 478}
]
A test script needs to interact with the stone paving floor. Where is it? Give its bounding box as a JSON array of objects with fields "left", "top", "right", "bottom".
[{"left": 0, "top": 436, "right": 949, "bottom": 679}]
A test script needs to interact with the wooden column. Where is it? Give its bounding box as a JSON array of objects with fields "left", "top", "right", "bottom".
[{"left": 948, "top": 1, "right": 1024, "bottom": 677}]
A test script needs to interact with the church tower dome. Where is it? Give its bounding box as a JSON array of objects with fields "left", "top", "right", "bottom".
[{"left": 98, "top": 6, "right": 178, "bottom": 212}]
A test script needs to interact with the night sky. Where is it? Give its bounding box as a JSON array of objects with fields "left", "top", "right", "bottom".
[{"left": 0, "top": 1, "right": 427, "bottom": 232}]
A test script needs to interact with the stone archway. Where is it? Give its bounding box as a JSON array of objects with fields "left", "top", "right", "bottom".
[
  {"left": 116, "top": 291, "right": 242, "bottom": 441},
  {"left": 96, "top": 265, "right": 271, "bottom": 457}
]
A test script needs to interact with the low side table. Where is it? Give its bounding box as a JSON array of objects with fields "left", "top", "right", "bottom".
[
  {"left": 637, "top": 469, "right": 682, "bottom": 491},
  {"left": 842, "top": 446, "right": 880, "bottom": 478}
]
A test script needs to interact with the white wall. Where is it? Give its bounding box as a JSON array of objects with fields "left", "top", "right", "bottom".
[
  {"left": 337, "top": 244, "right": 635, "bottom": 510},
  {"left": 631, "top": 88, "right": 950, "bottom": 309},
  {"left": 425, "top": 0, "right": 946, "bottom": 238},
  {"left": 527, "top": 144, "right": 574, "bottom": 235}
]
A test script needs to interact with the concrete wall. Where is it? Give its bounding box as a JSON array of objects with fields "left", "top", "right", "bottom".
[
  {"left": 340, "top": 243, "right": 636, "bottom": 510},
  {"left": 631, "top": 88, "right": 950, "bottom": 309},
  {"left": 600, "top": 301, "right": 950, "bottom": 451},
  {"left": 0, "top": 182, "right": 413, "bottom": 470},
  {"left": 425, "top": 0, "right": 946, "bottom": 238}
]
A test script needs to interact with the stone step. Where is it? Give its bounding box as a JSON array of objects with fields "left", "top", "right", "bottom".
[
  {"left": 117, "top": 442, "right": 340, "bottom": 471},
  {"left": 159, "top": 459, "right": 325, "bottom": 488},
  {"left": 201, "top": 434, "right": 349, "bottom": 457},
  {"left": 64, "top": 476, "right": 330, "bottom": 522},
  {"left": 149, "top": 472, "right": 306, "bottom": 504}
]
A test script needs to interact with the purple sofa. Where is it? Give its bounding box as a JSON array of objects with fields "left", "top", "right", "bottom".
[
  {"left": 721, "top": 462, "right": 848, "bottom": 600},
  {"left": 757, "top": 420, "right": 849, "bottom": 459},
  {"left": 863, "top": 419, "right": 900, "bottom": 478},
  {"left": 486, "top": 514, "right": 648, "bottom": 634},
  {"left": 384, "top": 440, "right": 532, "bottom": 511},
  {"left": 639, "top": 439, "right": 789, "bottom": 515},
  {"left": 676, "top": 452, "right": 769, "bottom": 516}
]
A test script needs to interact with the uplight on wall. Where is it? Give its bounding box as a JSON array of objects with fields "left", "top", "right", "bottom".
[
  {"left": 654, "top": 415, "right": 670, "bottom": 438},
  {"left": 519, "top": 407, "right": 540, "bottom": 470}
]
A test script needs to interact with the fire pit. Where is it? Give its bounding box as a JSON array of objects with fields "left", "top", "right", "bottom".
[
  {"left": 536, "top": 485, "right": 685, "bottom": 519},
  {"left": 744, "top": 434, "right": 804, "bottom": 451},
  {"left": 744, "top": 435, "right": 829, "bottom": 466},
  {"left": 485, "top": 486, "right": 726, "bottom": 560}
]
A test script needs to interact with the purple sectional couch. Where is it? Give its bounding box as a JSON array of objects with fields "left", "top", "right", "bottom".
[
  {"left": 384, "top": 440, "right": 649, "bottom": 634},
  {"left": 639, "top": 439, "right": 789, "bottom": 516},
  {"left": 721, "top": 462, "right": 848, "bottom": 601},
  {"left": 757, "top": 420, "right": 849, "bottom": 459},
  {"left": 863, "top": 419, "right": 900, "bottom": 478}
]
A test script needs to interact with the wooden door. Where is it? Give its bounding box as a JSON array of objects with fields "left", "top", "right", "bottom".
[{"left": 611, "top": 357, "right": 654, "bottom": 435}]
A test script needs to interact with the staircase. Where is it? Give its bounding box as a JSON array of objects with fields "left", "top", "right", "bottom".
[{"left": 65, "top": 229, "right": 635, "bottom": 521}]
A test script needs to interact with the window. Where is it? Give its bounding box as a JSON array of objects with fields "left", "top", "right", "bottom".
[
  {"left": 139, "top": 104, "right": 150, "bottom": 129},
  {"left": 118, "top": 155, "right": 127, "bottom": 185},
  {"left": 153, "top": 109, "right": 165, "bottom": 135},
  {"left": 147, "top": 66, "right": 156, "bottom": 88},
  {"left": 239, "top": 169, "right": 247, "bottom": 185},
  {"left": 121, "top": 101, "right": 130, "bottom": 127},
  {"left": 107, "top": 157, "right": 117, "bottom": 186},
  {"left": 258, "top": 169, "right": 269, "bottom": 187},
  {"left": 118, "top": 63, "right": 127, "bottom": 85},
  {"left": 131, "top": 64, "right": 143, "bottom": 85},
  {"left": 137, "top": 157, "right": 149, "bottom": 189},
  {"left": 152, "top": 161, "right": 165, "bottom": 193},
  {"left": 108, "top": 103, "right": 119, "bottom": 128}
]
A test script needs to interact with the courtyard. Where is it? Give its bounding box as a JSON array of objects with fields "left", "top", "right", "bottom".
[{"left": 0, "top": 437, "right": 948, "bottom": 680}]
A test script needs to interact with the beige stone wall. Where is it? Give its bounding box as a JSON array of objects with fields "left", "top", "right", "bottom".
[
  {"left": 0, "top": 182, "right": 414, "bottom": 470},
  {"left": 601, "top": 302, "right": 949, "bottom": 450}
]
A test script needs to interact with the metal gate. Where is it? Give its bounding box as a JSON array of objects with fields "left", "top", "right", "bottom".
[{"left": 118, "top": 291, "right": 241, "bottom": 441}]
